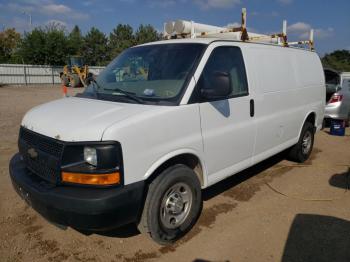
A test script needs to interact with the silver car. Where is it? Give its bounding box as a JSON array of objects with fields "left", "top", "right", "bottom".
[{"left": 324, "top": 72, "right": 350, "bottom": 121}]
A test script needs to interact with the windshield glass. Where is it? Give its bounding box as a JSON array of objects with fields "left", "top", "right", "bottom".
[
  {"left": 84, "top": 43, "right": 205, "bottom": 105},
  {"left": 69, "top": 57, "right": 84, "bottom": 67}
]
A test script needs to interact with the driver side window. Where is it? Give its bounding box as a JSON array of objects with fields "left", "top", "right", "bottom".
[{"left": 197, "top": 46, "right": 248, "bottom": 101}]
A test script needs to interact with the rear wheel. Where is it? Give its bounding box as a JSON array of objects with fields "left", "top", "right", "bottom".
[
  {"left": 138, "top": 164, "right": 202, "bottom": 245},
  {"left": 288, "top": 121, "right": 315, "bottom": 163}
]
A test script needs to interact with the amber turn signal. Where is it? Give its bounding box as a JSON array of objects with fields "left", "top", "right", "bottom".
[{"left": 61, "top": 171, "right": 120, "bottom": 185}]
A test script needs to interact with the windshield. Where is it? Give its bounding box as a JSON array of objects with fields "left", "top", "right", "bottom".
[
  {"left": 69, "top": 57, "right": 84, "bottom": 67},
  {"left": 84, "top": 43, "right": 205, "bottom": 105}
]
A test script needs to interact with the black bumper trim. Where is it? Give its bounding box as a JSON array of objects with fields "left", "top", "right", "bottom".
[{"left": 9, "top": 153, "right": 145, "bottom": 230}]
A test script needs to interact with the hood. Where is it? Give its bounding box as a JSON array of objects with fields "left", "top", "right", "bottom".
[{"left": 21, "top": 97, "right": 156, "bottom": 141}]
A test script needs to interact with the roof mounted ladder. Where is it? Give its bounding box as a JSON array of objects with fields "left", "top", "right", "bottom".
[{"left": 163, "top": 8, "right": 315, "bottom": 51}]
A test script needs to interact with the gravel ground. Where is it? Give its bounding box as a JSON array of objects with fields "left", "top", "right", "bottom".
[{"left": 0, "top": 85, "right": 349, "bottom": 262}]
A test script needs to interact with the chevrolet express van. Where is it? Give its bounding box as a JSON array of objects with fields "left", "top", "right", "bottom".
[{"left": 9, "top": 38, "right": 325, "bottom": 244}]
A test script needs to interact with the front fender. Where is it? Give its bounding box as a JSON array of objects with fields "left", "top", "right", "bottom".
[{"left": 144, "top": 148, "right": 207, "bottom": 188}]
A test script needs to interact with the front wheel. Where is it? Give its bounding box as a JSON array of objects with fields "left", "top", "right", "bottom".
[
  {"left": 138, "top": 164, "right": 202, "bottom": 245},
  {"left": 288, "top": 122, "right": 315, "bottom": 163}
]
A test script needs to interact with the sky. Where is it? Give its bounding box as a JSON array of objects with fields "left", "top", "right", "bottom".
[{"left": 0, "top": 0, "right": 349, "bottom": 56}]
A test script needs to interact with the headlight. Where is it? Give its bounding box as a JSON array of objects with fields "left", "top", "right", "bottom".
[
  {"left": 84, "top": 146, "right": 97, "bottom": 166},
  {"left": 61, "top": 142, "right": 123, "bottom": 186}
]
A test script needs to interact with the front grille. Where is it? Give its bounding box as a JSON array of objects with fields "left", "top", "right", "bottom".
[
  {"left": 20, "top": 128, "right": 63, "bottom": 158},
  {"left": 18, "top": 127, "right": 64, "bottom": 183}
]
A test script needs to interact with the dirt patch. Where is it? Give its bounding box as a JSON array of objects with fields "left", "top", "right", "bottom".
[
  {"left": 31, "top": 232, "right": 60, "bottom": 255},
  {"left": 118, "top": 250, "right": 160, "bottom": 262},
  {"left": 48, "top": 252, "right": 69, "bottom": 262},
  {"left": 222, "top": 181, "right": 261, "bottom": 201},
  {"left": 159, "top": 202, "right": 237, "bottom": 254},
  {"left": 24, "top": 224, "right": 43, "bottom": 234},
  {"left": 72, "top": 251, "right": 97, "bottom": 261},
  {"left": 222, "top": 164, "right": 295, "bottom": 202},
  {"left": 303, "top": 148, "right": 322, "bottom": 165},
  {"left": 198, "top": 202, "right": 237, "bottom": 228},
  {"left": 14, "top": 213, "right": 37, "bottom": 227}
]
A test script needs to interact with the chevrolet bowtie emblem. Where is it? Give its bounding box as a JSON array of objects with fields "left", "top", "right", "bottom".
[{"left": 27, "top": 148, "right": 38, "bottom": 159}]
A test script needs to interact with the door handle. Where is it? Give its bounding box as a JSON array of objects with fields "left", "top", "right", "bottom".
[{"left": 250, "top": 99, "right": 255, "bottom": 117}]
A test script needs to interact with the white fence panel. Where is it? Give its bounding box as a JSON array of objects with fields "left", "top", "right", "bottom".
[{"left": 0, "top": 64, "right": 105, "bottom": 85}]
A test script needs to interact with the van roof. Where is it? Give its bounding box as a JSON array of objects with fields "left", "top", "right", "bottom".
[{"left": 137, "top": 38, "right": 316, "bottom": 53}]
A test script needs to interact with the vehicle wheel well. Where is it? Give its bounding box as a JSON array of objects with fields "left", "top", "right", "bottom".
[
  {"left": 147, "top": 154, "right": 204, "bottom": 187},
  {"left": 305, "top": 112, "right": 316, "bottom": 126}
]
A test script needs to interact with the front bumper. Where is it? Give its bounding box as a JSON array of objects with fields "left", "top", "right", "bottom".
[{"left": 9, "top": 153, "right": 145, "bottom": 231}]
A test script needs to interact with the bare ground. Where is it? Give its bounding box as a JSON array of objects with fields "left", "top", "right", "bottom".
[{"left": 0, "top": 85, "right": 349, "bottom": 262}]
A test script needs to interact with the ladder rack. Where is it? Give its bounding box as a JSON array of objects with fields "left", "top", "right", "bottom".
[{"left": 164, "top": 8, "right": 315, "bottom": 51}]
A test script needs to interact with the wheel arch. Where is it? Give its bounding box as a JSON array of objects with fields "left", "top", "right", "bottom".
[
  {"left": 144, "top": 149, "right": 207, "bottom": 188},
  {"left": 298, "top": 111, "right": 317, "bottom": 138}
]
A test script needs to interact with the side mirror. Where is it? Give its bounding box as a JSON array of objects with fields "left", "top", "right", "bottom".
[{"left": 200, "top": 71, "right": 232, "bottom": 99}]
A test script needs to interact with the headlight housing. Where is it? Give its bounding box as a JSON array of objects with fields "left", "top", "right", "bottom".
[
  {"left": 60, "top": 142, "right": 123, "bottom": 186},
  {"left": 84, "top": 147, "right": 97, "bottom": 166}
]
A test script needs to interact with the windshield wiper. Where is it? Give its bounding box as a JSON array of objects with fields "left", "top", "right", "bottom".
[
  {"left": 89, "top": 78, "right": 144, "bottom": 104},
  {"left": 106, "top": 87, "right": 144, "bottom": 104}
]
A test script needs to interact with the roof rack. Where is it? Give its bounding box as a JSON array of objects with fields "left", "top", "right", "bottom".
[{"left": 163, "top": 8, "right": 315, "bottom": 51}]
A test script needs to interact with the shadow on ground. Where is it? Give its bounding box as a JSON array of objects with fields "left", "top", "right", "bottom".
[
  {"left": 78, "top": 223, "right": 140, "bottom": 238},
  {"left": 282, "top": 214, "right": 350, "bottom": 262},
  {"left": 202, "top": 150, "right": 288, "bottom": 200},
  {"left": 329, "top": 168, "right": 350, "bottom": 190}
]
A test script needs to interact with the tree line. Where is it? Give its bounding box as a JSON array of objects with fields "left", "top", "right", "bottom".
[
  {"left": 1, "top": 23, "right": 350, "bottom": 71},
  {"left": 321, "top": 50, "right": 350, "bottom": 72},
  {"left": 0, "top": 23, "right": 160, "bottom": 66}
]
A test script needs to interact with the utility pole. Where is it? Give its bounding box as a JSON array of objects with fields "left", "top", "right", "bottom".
[{"left": 22, "top": 11, "right": 32, "bottom": 29}]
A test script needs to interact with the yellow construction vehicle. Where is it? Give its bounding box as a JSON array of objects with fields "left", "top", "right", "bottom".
[{"left": 60, "top": 56, "right": 91, "bottom": 87}]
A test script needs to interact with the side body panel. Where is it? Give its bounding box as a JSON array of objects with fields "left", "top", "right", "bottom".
[
  {"left": 248, "top": 45, "right": 325, "bottom": 165},
  {"left": 102, "top": 104, "right": 205, "bottom": 186}
]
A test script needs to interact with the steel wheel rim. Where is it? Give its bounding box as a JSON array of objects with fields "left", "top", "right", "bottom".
[
  {"left": 302, "top": 130, "right": 312, "bottom": 155},
  {"left": 160, "top": 182, "right": 193, "bottom": 229}
]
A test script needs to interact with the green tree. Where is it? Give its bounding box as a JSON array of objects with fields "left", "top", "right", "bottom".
[
  {"left": 67, "top": 25, "right": 84, "bottom": 56},
  {"left": 0, "top": 28, "right": 21, "bottom": 63},
  {"left": 19, "top": 28, "right": 47, "bottom": 64},
  {"left": 134, "top": 24, "right": 160, "bottom": 45},
  {"left": 83, "top": 27, "right": 108, "bottom": 66},
  {"left": 19, "top": 23, "right": 68, "bottom": 65},
  {"left": 44, "top": 23, "right": 68, "bottom": 65},
  {"left": 109, "top": 24, "right": 134, "bottom": 58},
  {"left": 322, "top": 50, "right": 350, "bottom": 72}
]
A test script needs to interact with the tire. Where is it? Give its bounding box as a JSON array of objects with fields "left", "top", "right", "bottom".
[
  {"left": 288, "top": 121, "right": 315, "bottom": 163},
  {"left": 61, "top": 75, "right": 69, "bottom": 86},
  {"left": 138, "top": 164, "right": 202, "bottom": 245},
  {"left": 70, "top": 74, "right": 81, "bottom": 88}
]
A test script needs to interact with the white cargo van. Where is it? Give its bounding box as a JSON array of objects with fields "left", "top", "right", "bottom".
[{"left": 9, "top": 37, "right": 325, "bottom": 244}]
